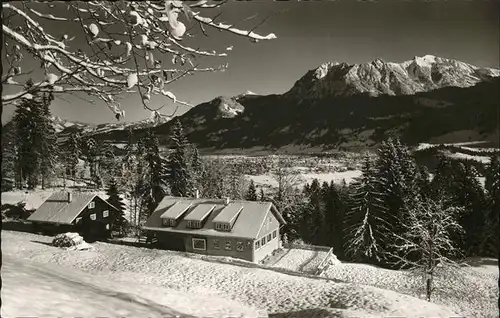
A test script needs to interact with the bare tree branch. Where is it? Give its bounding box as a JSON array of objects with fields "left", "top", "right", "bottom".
[{"left": 2, "top": 1, "right": 276, "bottom": 119}]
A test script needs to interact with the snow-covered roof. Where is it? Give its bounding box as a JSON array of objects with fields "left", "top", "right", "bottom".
[
  {"left": 143, "top": 197, "right": 286, "bottom": 240},
  {"left": 27, "top": 191, "right": 117, "bottom": 225}
]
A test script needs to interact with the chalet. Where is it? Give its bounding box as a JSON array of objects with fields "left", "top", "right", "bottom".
[
  {"left": 142, "top": 197, "right": 286, "bottom": 263},
  {"left": 27, "top": 191, "right": 119, "bottom": 241}
]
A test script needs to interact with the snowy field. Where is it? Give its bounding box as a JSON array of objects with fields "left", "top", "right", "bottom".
[
  {"left": 2, "top": 230, "right": 460, "bottom": 318},
  {"left": 322, "top": 261, "right": 498, "bottom": 318},
  {"left": 2, "top": 255, "right": 262, "bottom": 318},
  {"left": 267, "top": 247, "right": 498, "bottom": 318}
]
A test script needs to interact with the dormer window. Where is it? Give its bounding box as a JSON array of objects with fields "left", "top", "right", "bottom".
[
  {"left": 162, "top": 218, "right": 176, "bottom": 227},
  {"left": 187, "top": 220, "right": 201, "bottom": 229},
  {"left": 215, "top": 222, "right": 231, "bottom": 232}
]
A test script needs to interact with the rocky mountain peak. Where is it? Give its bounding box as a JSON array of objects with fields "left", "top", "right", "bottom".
[{"left": 284, "top": 54, "right": 500, "bottom": 102}]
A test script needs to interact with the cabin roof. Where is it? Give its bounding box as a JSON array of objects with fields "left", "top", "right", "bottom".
[
  {"left": 143, "top": 197, "right": 286, "bottom": 240},
  {"left": 27, "top": 191, "right": 116, "bottom": 225}
]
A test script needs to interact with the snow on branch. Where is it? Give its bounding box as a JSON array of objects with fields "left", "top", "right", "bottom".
[{"left": 2, "top": 1, "right": 276, "bottom": 119}]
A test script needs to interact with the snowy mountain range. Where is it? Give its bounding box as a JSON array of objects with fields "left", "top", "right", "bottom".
[
  {"left": 284, "top": 55, "right": 499, "bottom": 102},
  {"left": 4, "top": 55, "right": 499, "bottom": 152}
]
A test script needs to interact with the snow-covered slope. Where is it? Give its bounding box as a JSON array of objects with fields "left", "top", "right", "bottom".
[
  {"left": 3, "top": 230, "right": 461, "bottom": 317},
  {"left": 284, "top": 54, "right": 499, "bottom": 102}
]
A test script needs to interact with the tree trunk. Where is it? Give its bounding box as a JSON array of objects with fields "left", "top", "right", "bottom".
[{"left": 426, "top": 275, "right": 432, "bottom": 302}]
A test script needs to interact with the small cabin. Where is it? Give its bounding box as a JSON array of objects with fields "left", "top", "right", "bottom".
[
  {"left": 27, "top": 191, "right": 119, "bottom": 242},
  {"left": 142, "top": 197, "right": 286, "bottom": 263}
]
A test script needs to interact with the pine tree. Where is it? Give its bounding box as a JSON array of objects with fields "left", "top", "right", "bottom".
[
  {"left": 228, "top": 163, "right": 246, "bottom": 199},
  {"left": 375, "top": 139, "right": 421, "bottom": 256},
  {"left": 190, "top": 146, "right": 204, "bottom": 194},
  {"left": 482, "top": 155, "right": 500, "bottom": 257},
  {"left": 344, "top": 155, "right": 391, "bottom": 264},
  {"left": 416, "top": 164, "right": 432, "bottom": 199},
  {"left": 323, "top": 180, "right": 348, "bottom": 259},
  {"left": 450, "top": 163, "right": 487, "bottom": 256},
  {"left": 12, "top": 79, "right": 46, "bottom": 189},
  {"left": 106, "top": 178, "right": 127, "bottom": 236},
  {"left": 37, "top": 93, "right": 57, "bottom": 189},
  {"left": 142, "top": 130, "right": 169, "bottom": 214},
  {"left": 167, "top": 119, "right": 194, "bottom": 197},
  {"left": 66, "top": 133, "right": 82, "bottom": 182},
  {"left": 302, "top": 179, "right": 325, "bottom": 245},
  {"left": 245, "top": 180, "right": 258, "bottom": 201},
  {"left": 431, "top": 154, "right": 456, "bottom": 199}
]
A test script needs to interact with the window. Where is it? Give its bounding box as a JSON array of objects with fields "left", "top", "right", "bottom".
[
  {"left": 213, "top": 239, "right": 220, "bottom": 250},
  {"left": 267, "top": 234, "right": 272, "bottom": 241},
  {"left": 105, "top": 224, "right": 110, "bottom": 230},
  {"left": 261, "top": 237, "right": 266, "bottom": 246},
  {"left": 103, "top": 210, "right": 109, "bottom": 218},
  {"left": 192, "top": 238, "right": 207, "bottom": 251},
  {"left": 236, "top": 242, "right": 244, "bottom": 252},
  {"left": 268, "top": 216, "right": 272, "bottom": 223},
  {"left": 169, "top": 219, "right": 176, "bottom": 226},
  {"left": 255, "top": 241, "right": 260, "bottom": 249},
  {"left": 88, "top": 202, "right": 95, "bottom": 209},
  {"left": 215, "top": 222, "right": 230, "bottom": 231},
  {"left": 225, "top": 241, "right": 232, "bottom": 250},
  {"left": 273, "top": 230, "right": 277, "bottom": 238},
  {"left": 90, "top": 213, "right": 96, "bottom": 221},
  {"left": 75, "top": 217, "right": 82, "bottom": 224},
  {"left": 187, "top": 220, "right": 201, "bottom": 229}
]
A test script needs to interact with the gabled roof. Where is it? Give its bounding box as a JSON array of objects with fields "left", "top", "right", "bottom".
[
  {"left": 27, "top": 191, "right": 113, "bottom": 225},
  {"left": 143, "top": 197, "right": 286, "bottom": 240}
]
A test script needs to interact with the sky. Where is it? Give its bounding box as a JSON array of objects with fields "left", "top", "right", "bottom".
[{"left": 2, "top": 0, "right": 499, "bottom": 125}]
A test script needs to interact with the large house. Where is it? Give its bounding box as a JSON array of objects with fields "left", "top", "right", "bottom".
[
  {"left": 28, "top": 191, "right": 119, "bottom": 241},
  {"left": 142, "top": 196, "right": 286, "bottom": 263}
]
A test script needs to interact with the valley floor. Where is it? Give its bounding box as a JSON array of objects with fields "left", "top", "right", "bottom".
[{"left": 1, "top": 230, "right": 471, "bottom": 318}]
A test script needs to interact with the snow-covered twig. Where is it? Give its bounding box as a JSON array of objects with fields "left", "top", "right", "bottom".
[{"left": 2, "top": 1, "right": 276, "bottom": 119}]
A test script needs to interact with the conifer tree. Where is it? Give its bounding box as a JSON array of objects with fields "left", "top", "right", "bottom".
[
  {"left": 375, "top": 138, "right": 421, "bottom": 256},
  {"left": 167, "top": 119, "right": 194, "bottom": 197},
  {"left": 430, "top": 154, "right": 456, "bottom": 199},
  {"left": 245, "top": 180, "right": 258, "bottom": 201},
  {"left": 66, "top": 133, "right": 82, "bottom": 182},
  {"left": 228, "top": 163, "right": 246, "bottom": 200},
  {"left": 142, "top": 130, "right": 169, "bottom": 214},
  {"left": 323, "top": 180, "right": 348, "bottom": 259},
  {"left": 451, "top": 163, "right": 487, "bottom": 255},
  {"left": 37, "top": 93, "right": 57, "bottom": 189},
  {"left": 302, "top": 179, "right": 325, "bottom": 245},
  {"left": 344, "top": 155, "right": 391, "bottom": 264},
  {"left": 12, "top": 79, "right": 56, "bottom": 189},
  {"left": 106, "top": 178, "right": 127, "bottom": 236},
  {"left": 190, "top": 146, "right": 204, "bottom": 194},
  {"left": 482, "top": 155, "right": 500, "bottom": 256}
]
